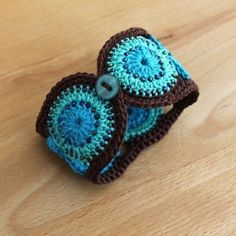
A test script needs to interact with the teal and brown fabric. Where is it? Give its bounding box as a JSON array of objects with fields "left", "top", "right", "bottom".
[{"left": 36, "top": 28, "right": 199, "bottom": 184}]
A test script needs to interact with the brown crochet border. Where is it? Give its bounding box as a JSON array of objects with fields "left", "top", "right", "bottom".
[
  {"left": 97, "top": 27, "right": 196, "bottom": 107},
  {"left": 92, "top": 78, "right": 199, "bottom": 184},
  {"left": 92, "top": 27, "right": 199, "bottom": 183},
  {"left": 36, "top": 28, "right": 199, "bottom": 184},
  {"left": 36, "top": 72, "right": 127, "bottom": 179}
]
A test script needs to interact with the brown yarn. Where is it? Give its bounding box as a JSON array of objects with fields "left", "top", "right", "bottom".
[
  {"left": 91, "top": 79, "right": 199, "bottom": 184},
  {"left": 36, "top": 73, "right": 97, "bottom": 138},
  {"left": 36, "top": 72, "right": 127, "bottom": 180},
  {"left": 36, "top": 28, "right": 199, "bottom": 184},
  {"left": 91, "top": 27, "right": 199, "bottom": 184}
]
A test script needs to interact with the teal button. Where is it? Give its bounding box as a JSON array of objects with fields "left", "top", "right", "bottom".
[{"left": 95, "top": 74, "right": 120, "bottom": 100}]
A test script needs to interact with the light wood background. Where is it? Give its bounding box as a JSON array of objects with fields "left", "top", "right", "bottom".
[{"left": 1, "top": 1, "right": 236, "bottom": 235}]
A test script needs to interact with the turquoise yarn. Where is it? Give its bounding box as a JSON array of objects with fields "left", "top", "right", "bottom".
[
  {"left": 43, "top": 35, "right": 191, "bottom": 178},
  {"left": 45, "top": 86, "right": 164, "bottom": 176},
  {"left": 149, "top": 35, "right": 191, "bottom": 80},
  {"left": 57, "top": 102, "right": 97, "bottom": 146},
  {"left": 47, "top": 136, "right": 89, "bottom": 174},
  {"left": 100, "top": 106, "right": 164, "bottom": 174},
  {"left": 46, "top": 85, "right": 115, "bottom": 174},
  {"left": 107, "top": 36, "right": 190, "bottom": 97},
  {"left": 125, "top": 106, "right": 164, "bottom": 141}
]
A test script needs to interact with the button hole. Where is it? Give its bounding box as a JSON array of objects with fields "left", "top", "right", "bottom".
[{"left": 101, "top": 82, "right": 112, "bottom": 91}]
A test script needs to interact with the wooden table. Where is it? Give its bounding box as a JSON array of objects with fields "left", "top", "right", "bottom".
[{"left": 1, "top": 1, "right": 236, "bottom": 235}]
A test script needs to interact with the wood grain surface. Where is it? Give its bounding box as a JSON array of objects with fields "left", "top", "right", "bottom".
[{"left": 1, "top": 1, "right": 236, "bottom": 235}]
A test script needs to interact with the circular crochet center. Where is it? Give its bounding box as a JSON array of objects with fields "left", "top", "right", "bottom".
[
  {"left": 106, "top": 36, "right": 178, "bottom": 97},
  {"left": 125, "top": 106, "right": 164, "bottom": 141},
  {"left": 47, "top": 85, "right": 115, "bottom": 162}
]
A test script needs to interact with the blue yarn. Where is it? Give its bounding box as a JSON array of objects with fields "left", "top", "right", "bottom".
[
  {"left": 149, "top": 35, "right": 190, "bottom": 80},
  {"left": 125, "top": 106, "right": 164, "bottom": 141},
  {"left": 107, "top": 35, "right": 190, "bottom": 97},
  {"left": 125, "top": 45, "right": 160, "bottom": 79},
  {"left": 47, "top": 101, "right": 164, "bottom": 175},
  {"left": 45, "top": 35, "right": 191, "bottom": 177},
  {"left": 168, "top": 54, "right": 191, "bottom": 80},
  {"left": 46, "top": 85, "right": 115, "bottom": 172},
  {"left": 127, "top": 107, "right": 149, "bottom": 129},
  {"left": 107, "top": 36, "right": 178, "bottom": 97},
  {"left": 100, "top": 106, "right": 164, "bottom": 174},
  {"left": 58, "top": 102, "right": 96, "bottom": 146},
  {"left": 47, "top": 136, "right": 88, "bottom": 174}
]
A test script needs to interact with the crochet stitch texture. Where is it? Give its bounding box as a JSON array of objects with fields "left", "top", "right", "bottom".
[
  {"left": 36, "top": 27, "right": 199, "bottom": 184},
  {"left": 125, "top": 107, "right": 164, "bottom": 141},
  {"left": 46, "top": 85, "right": 115, "bottom": 174},
  {"left": 107, "top": 36, "right": 179, "bottom": 97}
]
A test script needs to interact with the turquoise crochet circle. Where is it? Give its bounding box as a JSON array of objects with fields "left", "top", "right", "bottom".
[
  {"left": 47, "top": 85, "right": 115, "bottom": 163},
  {"left": 125, "top": 106, "right": 164, "bottom": 141},
  {"left": 107, "top": 36, "right": 178, "bottom": 97}
]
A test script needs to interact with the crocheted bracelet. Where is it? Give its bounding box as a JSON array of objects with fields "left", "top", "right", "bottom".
[{"left": 36, "top": 27, "right": 199, "bottom": 184}]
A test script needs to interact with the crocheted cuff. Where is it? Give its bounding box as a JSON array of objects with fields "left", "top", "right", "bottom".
[{"left": 36, "top": 28, "right": 199, "bottom": 184}]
